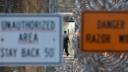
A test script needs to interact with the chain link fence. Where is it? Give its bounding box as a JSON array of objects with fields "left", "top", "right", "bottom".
[{"left": 73, "top": 0, "right": 128, "bottom": 72}]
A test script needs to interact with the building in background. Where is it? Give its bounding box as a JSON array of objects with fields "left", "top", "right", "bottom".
[
  {"left": 57, "top": 0, "right": 75, "bottom": 12},
  {"left": 0, "top": 0, "right": 70, "bottom": 13},
  {"left": 0, "top": 0, "right": 22, "bottom": 12},
  {"left": 0, "top": 0, "right": 49, "bottom": 13}
]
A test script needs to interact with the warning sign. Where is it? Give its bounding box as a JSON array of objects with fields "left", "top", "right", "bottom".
[
  {"left": 81, "top": 11, "right": 128, "bottom": 52},
  {"left": 0, "top": 14, "right": 62, "bottom": 66}
]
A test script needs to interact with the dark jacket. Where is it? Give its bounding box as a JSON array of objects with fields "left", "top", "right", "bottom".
[{"left": 64, "top": 36, "right": 69, "bottom": 48}]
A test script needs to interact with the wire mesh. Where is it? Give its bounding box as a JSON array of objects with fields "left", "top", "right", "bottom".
[{"left": 73, "top": 0, "right": 128, "bottom": 72}]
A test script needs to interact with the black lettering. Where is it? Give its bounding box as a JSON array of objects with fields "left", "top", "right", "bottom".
[
  {"left": 51, "top": 21, "right": 55, "bottom": 30},
  {"left": 1, "top": 21, "right": 11, "bottom": 30},
  {"left": 44, "top": 48, "right": 54, "bottom": 57},
  {"left": 119, "top": 35, "right": 128, "bottom": 43},
  {"left": 85, "top": 33, "right": 110, "bottom": 43},
  {"left": 97, "top": 20, "right": 124, "bottom": 29},
  {"left": 19, "top": 33, "right": 38, "bottom": 43},
  {"left": 0, "top": 48, "right": 17, "bottom": 58},
  {"left": 34, "top": 33, "right": 38, "bottom": 41},
  {"left": 21, "top": 48, "right": 40, "bottom": 57},
  {"left": 1, "top": 20, "right": 55, "bottom": 31}
]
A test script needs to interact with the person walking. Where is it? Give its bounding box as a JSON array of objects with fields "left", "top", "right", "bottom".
[{"left": 63, "top": 31, "right": 70, "bottom": 56}]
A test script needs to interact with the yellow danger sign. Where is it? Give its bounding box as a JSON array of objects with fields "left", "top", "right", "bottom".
[{"left": 81, "top": 11, "right": 128, "bottom": 52}]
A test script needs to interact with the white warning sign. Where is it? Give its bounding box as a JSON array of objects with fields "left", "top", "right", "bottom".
[{"left": 0, "top": 14, "right": 62, "bottom": 66}]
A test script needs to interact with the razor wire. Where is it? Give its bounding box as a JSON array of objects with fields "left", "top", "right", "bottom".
[{"left": 73, "top": 0, "right": 128, "bottom": 72}]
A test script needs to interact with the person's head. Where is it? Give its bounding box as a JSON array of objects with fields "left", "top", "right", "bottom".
[{"left": 64, "top": 31, "right": 67, "bottom": 34}]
